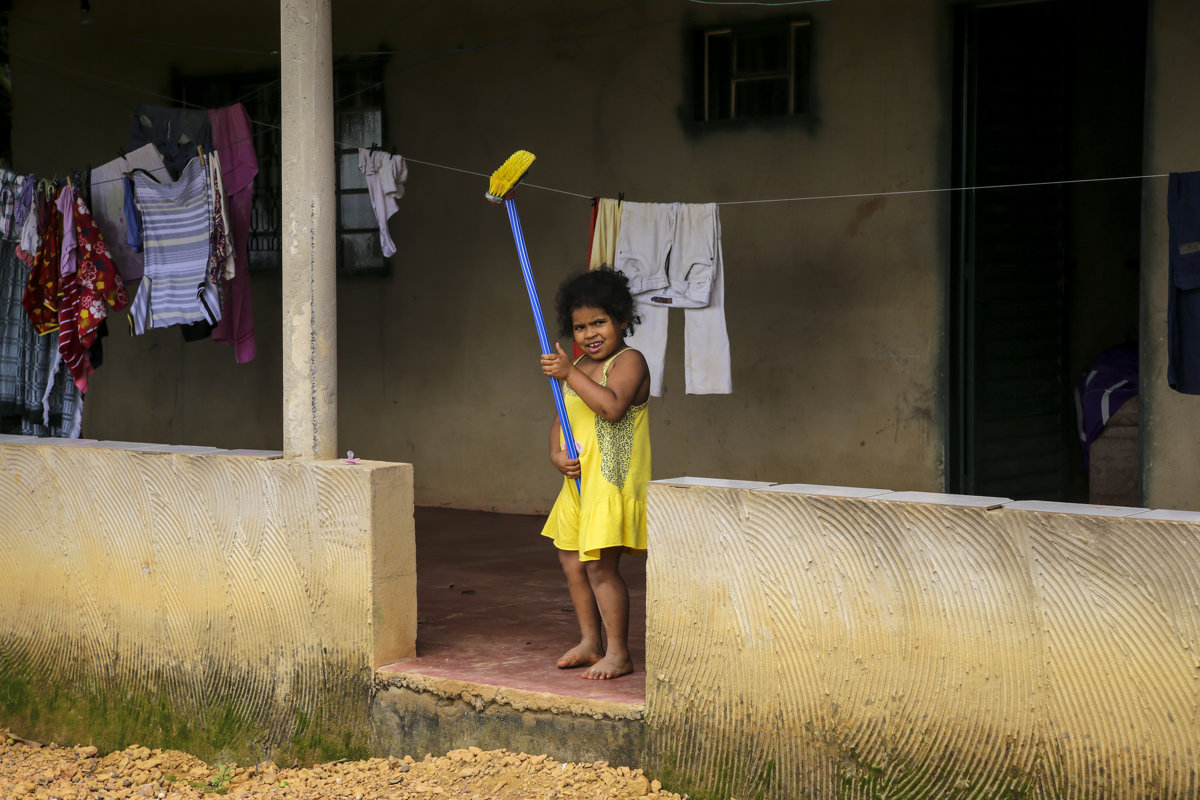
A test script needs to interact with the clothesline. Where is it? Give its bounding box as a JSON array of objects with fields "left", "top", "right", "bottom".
[
  {"left": 7, "top": 52, "right": 1178, "bottom": 206},
  {"left": 64, "top": 126, "right": 1185, "bottom": 205},
  {"left": 372, "top": 155, "right": 1176, "bottom": 205},
  {"left": 713, "top": 172, "right": 1174, "bottom": 206}
]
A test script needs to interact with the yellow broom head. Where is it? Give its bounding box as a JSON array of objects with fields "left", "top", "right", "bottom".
[{"left": 486, "top": 150, "right": 536, "bottom": 202}]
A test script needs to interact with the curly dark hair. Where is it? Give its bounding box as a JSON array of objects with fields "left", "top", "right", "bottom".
[{"left": 554, "top": 268, "right": 641, "bottom": 338}]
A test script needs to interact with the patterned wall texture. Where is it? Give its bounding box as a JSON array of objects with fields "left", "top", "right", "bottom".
[
  {"left": 644, "top": 481, "right": 1200, "bottom": 800},
  {"left": 0, "top": 440, "right": 414, "bottom": 765}
]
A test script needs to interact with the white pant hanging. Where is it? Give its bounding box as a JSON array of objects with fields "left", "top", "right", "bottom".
[{"left": 617, "top": 202, "right": 732, "bottom": 396}]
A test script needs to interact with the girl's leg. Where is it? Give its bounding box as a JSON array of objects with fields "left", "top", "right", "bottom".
[
  {"left": 582, "top": 547, "right": 634, "bottom": 680},
  {"left": 557, "top": 548, "right": 605, "bottom": 669}
]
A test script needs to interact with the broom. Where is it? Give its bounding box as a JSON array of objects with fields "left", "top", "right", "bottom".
[{"left": 486, "top": 151, "right": 581, "bottom": 494}]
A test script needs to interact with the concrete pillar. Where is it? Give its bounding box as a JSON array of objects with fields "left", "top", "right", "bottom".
[
  {"left": 1140, "top": 0, "right": 1200, "bottom": 510},
  {"left": 280, "top": 0, "right": 337, "bottom": 459}
]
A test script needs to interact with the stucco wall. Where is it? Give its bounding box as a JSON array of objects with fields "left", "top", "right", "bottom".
[
  {"left": 7, "top": 0, "right": 948, "bottom": 512},
  {"left": 1141, "top": 0, "right": 1200, "bottom": 509},
  {"left": 645, "top": 479, "right": 1200, "bottom": 800},
  {"left": 0, "top": 438, "right": 414, "bottom": 765}
]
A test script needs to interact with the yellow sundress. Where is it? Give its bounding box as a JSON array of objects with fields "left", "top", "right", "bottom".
[{"left": 540, "top": 348, "right": 650, "bottom": 561}]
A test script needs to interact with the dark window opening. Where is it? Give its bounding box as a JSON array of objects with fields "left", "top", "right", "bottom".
[
  {"left": 176, "top": 56, "right": 388, "bottom": 275},
  {"left": 333, "top": 64, "right": 387, "bottom": 276},
  {"left": 695, "top": 18, "right": 812, "bottom": 122}
]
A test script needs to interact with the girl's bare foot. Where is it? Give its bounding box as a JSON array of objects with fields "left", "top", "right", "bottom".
[
  {"left": 581, "top": 654, "right": 633, "bottom": 680},
  {"left": 556, "top": 644, "right": 603, "bottom": 669}
]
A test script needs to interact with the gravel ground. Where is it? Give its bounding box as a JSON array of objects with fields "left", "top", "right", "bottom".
[{"left": 1, "top": 729, "right": 689, "bottom": 800}]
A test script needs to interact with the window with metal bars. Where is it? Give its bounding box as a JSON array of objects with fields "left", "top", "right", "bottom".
[
  {"left": 175, "top": 56, "right": 389, "bottom": 275},
  {"left": 695, "top": 18, "right": 812, "bottom": 122}
]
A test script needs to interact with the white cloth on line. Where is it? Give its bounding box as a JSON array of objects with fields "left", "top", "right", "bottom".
[
  {"left": 90, "top": 143, "right": 170, "bottom": 286},
  {"left": 589, "top": 197, "right": 624, "bottom": 270},
  {"left": 620, "top": 202, "right": 731, "bottom": 395},
  {"left": 614, "top": 201, "right": 718, "bottom": 309},
  {"left": 357, "top": 148, "right": 407, "bottom": 258}
]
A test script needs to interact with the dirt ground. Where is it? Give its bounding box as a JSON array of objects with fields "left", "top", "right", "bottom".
[{"left": 1, "top": 729, "right": 690, "bottom": 799}]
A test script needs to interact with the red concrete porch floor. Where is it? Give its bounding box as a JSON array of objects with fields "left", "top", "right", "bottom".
[{"left": 378, "top": 506, "right": 646, "bottom": 707}]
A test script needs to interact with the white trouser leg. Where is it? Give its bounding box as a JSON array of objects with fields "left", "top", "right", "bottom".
[
  {"left": 683, "top": 231, "right": 731, "bottom": 394},
  {"left": 625, "top": 299, "right": 669, "bottom": 397}
]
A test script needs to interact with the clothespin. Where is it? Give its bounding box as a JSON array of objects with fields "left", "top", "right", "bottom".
[
  {"left": 618, "top": 191, "right": 624, "bottom": 205},
  {"left": 196, "top": 146, "right": 205, "bottom": 167}
]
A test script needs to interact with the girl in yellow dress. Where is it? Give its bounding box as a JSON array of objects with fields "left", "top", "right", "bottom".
[{"left": 539, "top": 268, "right": 651, "bottom": 680}]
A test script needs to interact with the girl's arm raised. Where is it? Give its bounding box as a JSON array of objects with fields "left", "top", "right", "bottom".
[{"left": 542, "top": 344, "right": 650, "bottom": 422}]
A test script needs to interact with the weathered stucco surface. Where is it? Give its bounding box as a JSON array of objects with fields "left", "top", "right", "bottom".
[
  {"left": 0, "top": 439, "right": 414, "bottom": 765},
  {"left": 7, "top": 0, "right": 946, "bottom": 512},
  {"left": 370, "top": 673, "right": 645, "bottom": 768},
  {"left": 645, "top": 480, "right": 1200, "bottom": 800}
]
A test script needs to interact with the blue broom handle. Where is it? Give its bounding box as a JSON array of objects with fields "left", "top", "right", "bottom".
[{"left": 504, "top": 198, "right": 581, "bottom": 494}]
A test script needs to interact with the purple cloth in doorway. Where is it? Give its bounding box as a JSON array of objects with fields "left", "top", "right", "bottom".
[
  {"left": 208, "top": 103, "right": 258, "bottom": 364},
  {"left": 1074, "top": 343, "right": 1138, "bottom": 469}
]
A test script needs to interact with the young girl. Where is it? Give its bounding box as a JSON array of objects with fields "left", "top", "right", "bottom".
[{"left": 539, "top": 268, "right": 651, "bottom": 681}]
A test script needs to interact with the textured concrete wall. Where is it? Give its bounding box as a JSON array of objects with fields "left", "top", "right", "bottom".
[
  {"left": 0, "top": 439, "right": 414, "bottom": 765},
  {"left": 8, "top": 0, "right": 947, "bottom": 512},
  {"left": 645, "top": 479, "right": 1200, "bottom": 800}
]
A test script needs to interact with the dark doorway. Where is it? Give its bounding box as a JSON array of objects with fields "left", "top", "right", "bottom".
[{"left": 948, "top": 0, "right": 1146, "bottom": 501}]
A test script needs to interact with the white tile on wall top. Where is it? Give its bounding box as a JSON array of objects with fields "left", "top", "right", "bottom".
[
  {"left": 1003, "top": 500, "right": 1148, "bottom": 517},
  {"left": 874, "top": 491, "right": 1011, "bottom": 509},
  {"left": 760, "top": 483, "right": 892, "bottom": 498},
  {"left": 651, "top": 476, "right": 777, "bottom": 490}
]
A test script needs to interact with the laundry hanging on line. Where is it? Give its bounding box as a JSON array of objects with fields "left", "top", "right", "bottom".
[
  {"left": 126, "top": 154, "right": 224, "bottom": 335},
  {"left": 357, "top": 147, "right": 408, "bottom": 258},
  {"left": 90, "top": 143, "right": 170, "bottom": 288},
  {"left": 589, "top": 198, "right": 732, "bottom": 397},
  {"left": 120, "top": 102, "right": 258, "bottom": 361},
  {"left": 0, "top": 101, "right": 263, "bottom": 439},
  {"left": 207, "top": 103, "right": 259, "bottom": 364},
  {"left": 0, "top": 171, "right": 91, "bottom": 437},
  {"left": 1167, "top": 171, "right": 1200, "bottom": 394}
]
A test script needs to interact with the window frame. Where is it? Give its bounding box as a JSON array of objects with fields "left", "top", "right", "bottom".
[
  {"left": 695, "top": 17, "right": 813, "bottom": 123},
  {"left": 174, "top": 55, "right": 390, "bottom": 276},
  {"left": 332, "top": 58, "right": 389, "bottom": 276}
]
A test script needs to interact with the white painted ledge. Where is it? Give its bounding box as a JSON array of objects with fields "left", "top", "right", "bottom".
[
  {"left": 1002, "top": 500, "right": 1149, "bottom": 517},
  {"left": 871, "top": 490, "right": 1011, "bottom": 509},
  {"left": 0, "top": 434, "right": 283, "bottom": 458},
  {"left": 759, "top": 483, "right": 892, "bottom": 498},
  {"left": 651, "top": 476, "right": 776, "bottom": 489}
]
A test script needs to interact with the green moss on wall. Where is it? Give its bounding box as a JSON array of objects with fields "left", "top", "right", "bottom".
[
  {"left": 653, "top": 743, "right": 778, "bottom": 800},
  {"left": 0, "top": 656, "right": 370, "bottom": 766}
]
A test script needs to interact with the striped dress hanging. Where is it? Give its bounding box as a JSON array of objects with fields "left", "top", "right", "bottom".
[{"left": 128, "top": 156, "right": 221, "bottom": 333}]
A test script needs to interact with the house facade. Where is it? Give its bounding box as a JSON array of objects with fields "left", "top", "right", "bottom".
[{"left": 12, "top": 0, "right": 1191, "bottom": 514}]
